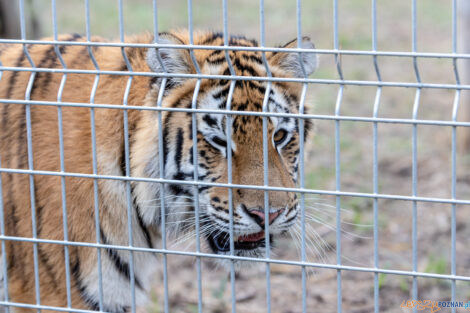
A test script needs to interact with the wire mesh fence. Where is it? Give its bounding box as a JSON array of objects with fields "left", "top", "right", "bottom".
[{"left": 0, "top": 0, "right": 469, "bottom": 313}]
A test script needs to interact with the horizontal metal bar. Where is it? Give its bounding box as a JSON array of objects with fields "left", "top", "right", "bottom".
[
  {"left": 0, "top": 167, "right": 469, "bottom": 205},
  {"left": 0, "top": 301, "right": 98, "bottom": 313},
  {"left": 1, "top": 66, "right": 470, "bottom": 90},
  {"left": 0, "top": 38, "right": 470, "bottom": 60},
  {"left": 1, "top": 235, "right": 468, "bottom": 281},
  {"left": 1, "top": 98, "right": 470, "bottom": 127}
]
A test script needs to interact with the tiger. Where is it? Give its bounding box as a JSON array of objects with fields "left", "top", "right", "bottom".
[{"left": 0, "top": 30, "right": 317, "bottom": 312}]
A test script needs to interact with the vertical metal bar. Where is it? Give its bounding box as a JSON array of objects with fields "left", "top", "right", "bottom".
[
  {"left": 259, "top": 1, "right": 272, "bottom": 312},
  {"left": 372, "top": 92, "right": 381, "bottom": 313},
  {"left": 186, "top": 2, "right": 203, "bottom": 312},
  {"left": 0, "top": 155, "right": 10, "bottom": 313},
  {"left": 333, "top": 0, "right": 343, "bottom": 312},
  {"left": 298, "top": 84, "right": 308, "bottom": 313},
  {"left": 19, "top": 1, "right": 41, "bottom": 311},
  {"left": 221, "top": 3, "right": 237, "bottom": 312},
  {"left": 371, "top": 0, "right": 382, "bottom": 312},
  {"left": 411, "top": 1, "right": 420, "bottom": 311},
  {"left": 0, "top": 35, "right": 10, "bottom": 312},
  {"left": 84, "top": 1, "right": 104, "bottom": 309},
  {"left": 156, "top": 81, "right": 169, "bottom": 313},
  {"left": 118, "top": 1, "right": 137, "bottom": 311},
  {"left": 151, "top": 3, "right": 170, "bottom": 313},
  {"left": 226, "top": 81, "right": 237, "bottom": 313},
  {"left": 450, "top": 0, "right": 460, "bottom": 311},
  {"left": 190, "top": 77, "right": 203, "bottom": 313},
  {"left": 153, "top": 0, "right": 159, "bottom": 39},
  {"left": 296, "top": 1, "right": 308, "bottom": 312},
  {"left": 334, "top": 86, "right": 343, "bottom": 313},
  {"left": 262, "top": 84, "right": 272, "bottom": 313},
  {"left": 51, "top": 0, "right": 72, "bottom": 307}
]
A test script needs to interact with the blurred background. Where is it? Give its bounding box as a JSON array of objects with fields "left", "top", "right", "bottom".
[{"left": 1, "top": 0, "right": 470, "bottom": 312}]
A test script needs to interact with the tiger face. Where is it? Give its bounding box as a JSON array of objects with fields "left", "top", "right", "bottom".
[{"left": 137, "top": 31, "right": 317, "bottom": 263}]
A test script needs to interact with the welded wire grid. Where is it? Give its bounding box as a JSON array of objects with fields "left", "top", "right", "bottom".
[{"left": 0, "top": 0, "right": 469, "bottom": 313}]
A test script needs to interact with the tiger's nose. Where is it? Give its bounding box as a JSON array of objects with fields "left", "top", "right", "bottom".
[{"left": 243, "top": 206, "right": 284, "bottom": 227}]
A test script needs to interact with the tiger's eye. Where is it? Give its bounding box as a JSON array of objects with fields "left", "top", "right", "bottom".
[{"left": 273, "top": 129, "right": 287, "bottom": 146}]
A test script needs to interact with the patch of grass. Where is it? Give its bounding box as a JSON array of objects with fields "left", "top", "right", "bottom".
[
  {"left": 211, "top": 276, "right": 227, "bottom": 301},
  {"left": 424, "top": 254, "right": 448, "bottom": 275},
  {"left": 399, "top": 278, "right": 409, "bottom": 293},
  {"left": 378, "top": 273, "right": 386, "bottom": 289},
  {"left": 339, "top": 33, "right": 372, "bottom": 51},
  {"left": 306, "top": 167, "right": 335, "bottom": 190},
  {"left": 186, "top": 304, "right": 199, "bottom": 313},
  {"left": 148, "top": 289, "right": 160, "bottom": 313}
]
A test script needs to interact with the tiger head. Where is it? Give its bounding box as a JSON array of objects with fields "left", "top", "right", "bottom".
[{"left": 135, "top": 31, "right": 317, "bottom": 264}]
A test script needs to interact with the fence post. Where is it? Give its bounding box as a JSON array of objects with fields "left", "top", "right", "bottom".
[{"left": 458, "top": 0, "right": 470, "bottom": 152}]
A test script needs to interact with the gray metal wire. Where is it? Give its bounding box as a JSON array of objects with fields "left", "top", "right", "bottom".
[
  {"left": 2, "top": 65, "right": 470, "bottom": 90},
  {"left": 84, "top": 0, "right": 105, "bottom": 309},
  {"left": 0, "top": 0, "right": 467, "bottom": 312},
  {"left": 1, "top": 166, "right": 470, "bottom": 206}
]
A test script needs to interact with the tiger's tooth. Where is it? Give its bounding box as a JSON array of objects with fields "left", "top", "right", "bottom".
[{"left": 234, "top": 235, "right": 239, "bottom": 241}]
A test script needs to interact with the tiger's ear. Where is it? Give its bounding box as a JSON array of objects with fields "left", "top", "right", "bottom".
[
  {"left": 146, "top": 33, "right": 193, "bottom": 86},
  {"left": 268, "top": 37, "right": 318, "bottom": 77}
]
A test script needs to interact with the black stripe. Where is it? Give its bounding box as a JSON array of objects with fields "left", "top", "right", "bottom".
[
  {"left": 1, "top": 49, "right": 26, "bottom": 155},
  {"left": 125, "top": 114, "right": 154, "bottom": 249},
  {"left": 40, "top": 34, "right": 82, "bottom": 93},
  {"left": 187, "top": 117, "right": 193, "bottom": 140},
  {"left": 269, "top": 38, "right": 297, "bottom": 58},
  {"left": 169, "top": 184, "right": 192, "bottom": 196},
  {"left": 130, "top": 185, "right": 154, "bottom": 249},
  {"left": 202, "top": 115, "right": 217, "bottom": 128},
  {"left": 247, "top": 80, "right": 266, "bottom": 94},
  {"left": 207, "top": 55, "right": 228, "bottom": 64},
  {"left": 233, "top": 57, "right": 260, "bottom": 77},
  {"left": 174, "top": 127, "right": 184, "bottom": 171},
  {"left": 38, "top": 245, "right": 60, "bottom": 289},
  {"left": 284, "top": 213, "right": 298, "bottom": 225},
  {"left": 120, "top": 120, "right": 153, "bottom": 249},
  {"left": 35, "top": 185, "right": 60, "bottom": 289},
  {"left": 228, "top": 36, "right": 258, "bottom": 47},
  {"left": 120, "top": 140, "right": 127, "bottom": 177},
  {"left": 29, "top": 34, "right": 82, "bottom": 98},
  {"left": 212, "top": 85, "right": 230, "bottom": 100},
  {"left": 5, "top": 49, "right": 27, "bottom": 99},
  {"left": 207, "top": 49, "right": 223, "bottom": 59},
  {"left": 162, "top": 112, "right": 172, "bottom": 168},
  {"left": 72, "top": 256, "right": 128, "bottom": 313},
  {"left": 6, "top": 203, "right": 19, "bottom": 273},
  {"left": 200, "top": 32, "right": 223, "bottom": 45},
  {"left": 16, "top": 103, "right": 27, "bottom": 170},
  {"left": 30, "top": 46, "right": 57, "bottom": 98},
  {"left": 198, "top": 186, "right": 211, "bottom": 192},
  {"left": 100, "top": 226, "right": 144, "bottom": 290},
  {"left": 241, "top": 53, "right": 263, "bottom": 64},
  {"left": 68, "top": 46, "right": 90, "bottom": 69}
]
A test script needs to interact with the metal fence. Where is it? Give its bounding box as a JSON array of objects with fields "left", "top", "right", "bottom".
[{"left": 0, "top": 0, "right": 469, "bottom": 313}]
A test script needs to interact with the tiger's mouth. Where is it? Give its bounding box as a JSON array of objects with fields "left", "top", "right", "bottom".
[{"left": 207, "top": 230, "right": 272, "bottom": 253}]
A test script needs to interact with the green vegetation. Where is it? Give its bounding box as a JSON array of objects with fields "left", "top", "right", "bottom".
[
  {"left": 378, "top": 273, "right": 386, "bottom": 289},
  {"left": 147, "top": 289, "right": 160, "bottom": 313},
  {"left": 424, "top": 254, "right": 448, "bottom": 275},
  {"left": 399, "top": 278, "right": 409, "bottom": 293}
]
